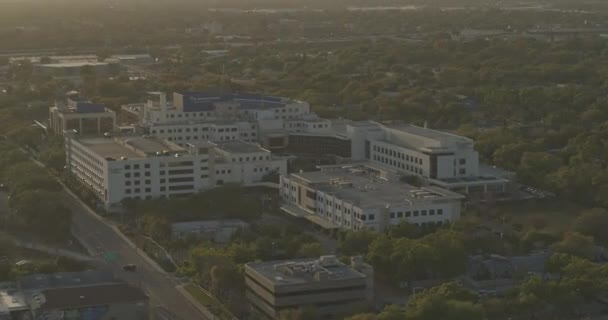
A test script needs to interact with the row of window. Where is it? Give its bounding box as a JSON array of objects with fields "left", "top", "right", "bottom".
[
  {"left": 231, "top": 156, "right": 270, "bottom": 162},
  {"left": 125, "top": 184, "right": 195, "bottom": 195},
  {"left": 374, "top": 155, "right": 423, "bottom": 174},
  {"left": 124, "top": 164, "right": 150, "bottom": 170},
  {"left": 390, "top": 209, "right": 444, "bottom": 218},
  {"left": 373, "top": 145, "right": 423, "bottom": 164},
  {"left": 152, "top": 127, "right": 256, "bottom": 134}
]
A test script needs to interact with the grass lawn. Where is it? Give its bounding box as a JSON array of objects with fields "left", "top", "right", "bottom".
[{"left": 184, "top": 283, "right": 236, "bottom": 320}]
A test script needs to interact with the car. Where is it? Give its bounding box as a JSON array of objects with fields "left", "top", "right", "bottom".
[{"left": 122, "top": 264, "right": 137, "bottom": 272}]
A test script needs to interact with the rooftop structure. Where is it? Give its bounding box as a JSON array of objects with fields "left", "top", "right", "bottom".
[
  {"left": 173, "top": 91, "right": 303, "bottom": 112},
  {"left": 247, "top": 256, "right": 367, "bottom": 287},
  {"left": 245, "top": 256, "right": 373, "bottom": 319}
]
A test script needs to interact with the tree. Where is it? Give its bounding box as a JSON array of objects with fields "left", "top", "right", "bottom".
[
  {"left": 405, "top": 282, "right": 483, "bottom": 320},
  {"left": 9, "top": 189, "right": 71, "bottom": 241},
  {"left": 573, "top": 208, "right": 608, "bottom": 244},
  {"left": 278, "top": 307, "right": 318, "bottom": 320},
  {"left": 552, "top": 232, "right": 595, "bottom": 260},
  {"left": 296, "top": 242, "right": 322, "bottom": 258},
  {"left": 339, "top": 229, "right": 378, "bottom": 256}
]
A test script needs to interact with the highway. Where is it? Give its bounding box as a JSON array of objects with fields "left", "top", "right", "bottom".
[{"left": 64, "top": 187, "right": 208, "bottom": 320}]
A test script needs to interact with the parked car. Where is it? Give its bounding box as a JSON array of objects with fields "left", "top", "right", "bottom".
[{"left": 123, "top": 264, "right": 137, "bottom": 272}]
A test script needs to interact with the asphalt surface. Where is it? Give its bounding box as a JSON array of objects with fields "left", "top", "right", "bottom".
[{"left": 64, "top": 192, "right": 207, "bottom": 320}]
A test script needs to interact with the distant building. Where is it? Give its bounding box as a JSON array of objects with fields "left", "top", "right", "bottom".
[
  {"left": 65, "top": 134, "right": 287, "bottom": 210},
  {"left": 171, "top": 219, "right": 249, "bottom": 243},
  {"left": 280, "top": 164, "right": 464, "bottom": 231},
  {"left": 49, "top": 96, "right": 116, "bottom": 135},
  {"left": 33, "top": 61, "right": 117, "bottom": 81},
  {"left": 245, "top": 255, "right": 373, "bottom": 320}
]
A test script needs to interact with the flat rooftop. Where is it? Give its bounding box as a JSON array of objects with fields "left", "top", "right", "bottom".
[
  {"left": 40, "top": 283, "right": 147, "bottom": 310},
  {"left": 386, "top": 123, "right": 473, "bottom": 143},
  {"left": 214, "top": 140, "right": 267, "bottom": 154},
  {"left": 19, "top": 270, "right": 118, "bottom": 291},
  {"left": 77, "top": 136, "right": 184, "bottom": 159},
  {"left": 289, "top": 165, "right": 464, "bottom": 208},
  {"left": 246, "top": 256, "right": 366, "bottom": 286}
]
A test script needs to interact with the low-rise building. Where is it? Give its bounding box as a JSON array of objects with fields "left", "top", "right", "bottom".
[
  {"left": 280, "top": 164, "right": 464, "bottom": 231},
  {"left": 245, "top": 255, "right": 373, "bottom": 319},
  {"left": 65, "top": 134, "right": 286, "bottom": 210},
  {"left": 1, "top": 270, "right": 148, "bottom": 320},
  {"left": 171, "top": 219, "right": 249, "bottom": 243},
  {"left": 49, "top": 97, "right": 116, "bottom": 135}
]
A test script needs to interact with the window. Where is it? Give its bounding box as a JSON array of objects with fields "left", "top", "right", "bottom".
[
  {"left": 390, "top": 212, "right": 395, "bottom": 218},
  {"left": 145, "top": 188, "right": 151, "bottom": 193},
  {"left": 134, "top": 172, "right": 140, "bottom": 177},
  {"left": 134, "top": 164, "right": 140, "bottom": 169},
  {"left": 145, "top": 172, "right": 150, "bottom": 177},
  {"left": 459, "top": 158, "right": 466, "bottom": 165},
  {"left": 160, "top": 171, "right": 165, "bottom": 175},
  {"left": 134, "top": 181, "right": 140, "bottom": 186},
  {"left": 430, "top": 209, "right": 435, "bottom": 215},
  {"left": 413, "top": 211, "right": 419, "bottom": 217},
  {"left": 124, "top": 165, "right": 131, "bottom": 169},
  {"left": 144, "top": 164, "right": 150, "bottom": 169},
  {"left": 361, "top": 215, "right": 367, "bottom": 221},
  {"left": 405, "top": 211, "right": 411, "bottom": 217},
  {"left": 124, "top": 173, "right": 131, "bottom": 178},
  {"left": 398, "top": 212, "right": 403, "bottom": 218},
  {"left": 145, "top": 180, "right": 151, "bottom": 185},
  {"left": 134, "top": 188, "right": 140, "bottom": 193},
  {"left": 459, "top": 168, "right": 466, "bottom": 175},
  {"left": 125, "top": 189, "right": 131, "bottom": 194},
  {"left": 160, "top": 186, "right": 166, "bottom": 191},
  {"left": 369, "top": 214, "right": 375, "bottom": 221},
  {"left": 421, "top": 210, "right": 427, "bottom": 216},
  {"left": 438, "top": 209, "right": 444, "bottom": 215},
  {"left": 125, "top": 181, "right": 131, "bottom": 186}
]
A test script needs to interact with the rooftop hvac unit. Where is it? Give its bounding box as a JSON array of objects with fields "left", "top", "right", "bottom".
[{"left": 319, "top": 255, "right": 339, "bottom": 267}]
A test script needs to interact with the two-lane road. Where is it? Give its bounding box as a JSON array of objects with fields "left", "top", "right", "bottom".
[{"left": 63, "top": 191, "right": 206, "bottom": 320}]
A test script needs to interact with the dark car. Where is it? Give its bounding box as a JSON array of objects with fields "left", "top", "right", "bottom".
[{"left": 122, "top": 264, "right": 137, "bottom": 272}]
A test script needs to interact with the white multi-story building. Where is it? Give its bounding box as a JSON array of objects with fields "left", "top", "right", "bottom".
[
  {"left": 286, "top": 120, "right": 508, "bottom": 194},
  {"left": 121, "top": 92, "right": 326, "bottom": 149},
  {"left": 280, "top": 164, "right": 464, "bottom": 232},
  {"left": 65, "top": 134, "right": 286, "bottom": 210}
]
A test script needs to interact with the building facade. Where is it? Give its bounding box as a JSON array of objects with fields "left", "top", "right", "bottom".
[
  {"left": 245, "top": 255, "right": 373, "bottom": 320},
  {"left": 280, "top": 164, "right": 464, "bottom": 232},
  {"left": 49, "top": 97, "right": 116, "bottom": 135},
  {"left": 121, "top": 92, "right": 330, "bottom": 150},
  {"left": 65, "top": 134, "right": 286, "bottom": 210}
]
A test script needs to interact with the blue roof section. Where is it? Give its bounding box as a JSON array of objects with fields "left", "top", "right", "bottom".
[
  {"left": 76, "top": 102, "right": 106, "bottom": 113},
  {"left": 175, "top": 91, "right": 292, "bottom": 112}
]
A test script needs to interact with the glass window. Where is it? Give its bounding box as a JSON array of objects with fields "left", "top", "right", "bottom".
[
  {"left": 413, "top": 211, "right": 419, "bottom": 217},
  {"left": 369, "top": 214, "right": 375, "bottom": 220},
  {"left": 438, "top": 209, "right": 444, "bottom": 215},
  {"left": 430, "top": 209, "right": 435, "bottom": 215},
  {"left": 422, "top": 210, "right": 427, "bottom": 216}
]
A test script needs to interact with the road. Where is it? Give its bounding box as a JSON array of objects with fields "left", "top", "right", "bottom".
[
  {"left": 13, "top": 150, "right": 207, "bottom": 319},
  {"left": 64, "top": 190, "right": 207, "bottom": 320}
]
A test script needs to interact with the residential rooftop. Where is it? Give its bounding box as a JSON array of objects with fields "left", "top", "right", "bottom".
[
  {"left": 0, "top": 289, "right": 28, "bottom": 313},
  {"left": 36, "top": 61, "right": 109, "bottom": 68},
  {"left": 246, "top": 256, "right": 366, "bottom": 286},
  {"left": 288, "top": 165, "right": 464, "bottom": 208}
]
